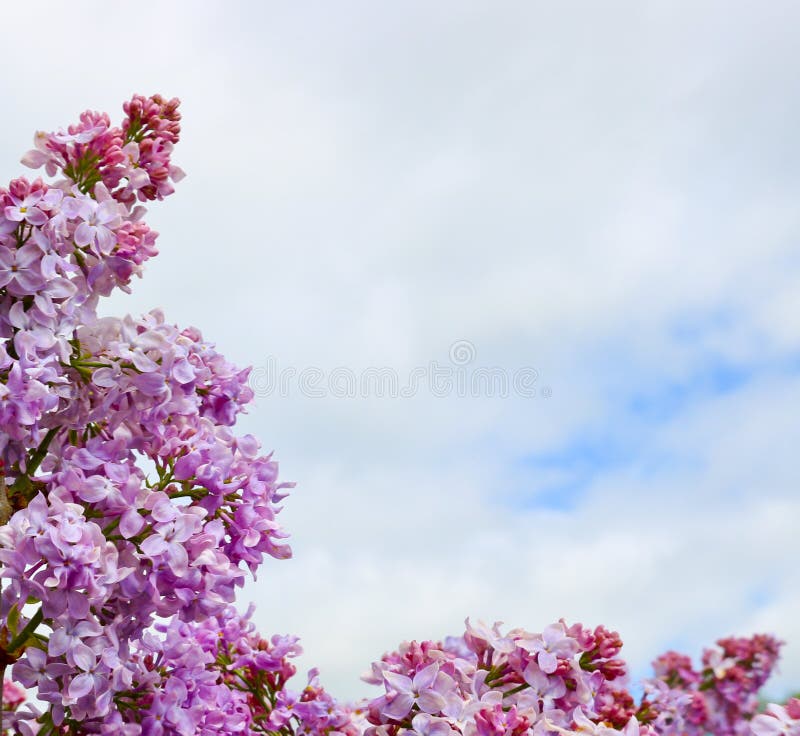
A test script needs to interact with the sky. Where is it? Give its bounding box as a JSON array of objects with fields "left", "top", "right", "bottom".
[{"left": 1, "top": 0, "right": 800, "bottom": 701}]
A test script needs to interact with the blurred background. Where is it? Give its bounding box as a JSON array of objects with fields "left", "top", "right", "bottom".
[{"left": 1, "top": 0, "right": 799, "bottom": 701}]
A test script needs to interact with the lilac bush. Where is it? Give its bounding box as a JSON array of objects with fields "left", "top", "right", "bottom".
[{"left": 0, "top": 97, "right": 795, "bottom": 736}]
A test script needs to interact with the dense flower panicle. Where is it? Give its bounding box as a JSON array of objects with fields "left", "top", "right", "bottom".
[
  {"left": 707, "top": 635, "right": 783, "bottom": 695},
  {"left": 360, "top": 623, "right": 790, "bottom": 736},
  {"left": 0, "top": 172, "right": 166, "bottom": 467},
  {"left": 21, "top": 94, "right": 183, "bottom": 204},
  {"left": 119, "top": 94, "right": 183, "bottom": 203},
  {"left": 68, "top": 605, "right": 357, "bottom": 736},
  {"left": 639, "top": 633, "right": 784, "bottom": 736},
  {"left": 360, "top": 619, "right": 644, "bottom": 736},
  {"left": 0, "top": 310, "right": 291, "bottom": 724},
  {"left": 0, "top": 96, "right": 293, "bottom": 734}
]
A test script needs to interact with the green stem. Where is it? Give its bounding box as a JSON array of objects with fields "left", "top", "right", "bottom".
[
  {"left": 27, "top": 428, "right": 59, "bottom": 476},
  {"left": 484, "top": 665, "right": 504, "bottom": 685},
  {"left": 168, "top": 489, "right": 202, "bottom": 500},
  {"left": 502, "top": 683, "right": 529, "bottom": 698},
  {"left": 72, "top": 360, "right": 112, "bottom": 369},
  {"left": 102, "top": 517, "right": 122, "bottom": 536},
  {"left": 7, "top": 607, "right": 44, "bottom": 653}
]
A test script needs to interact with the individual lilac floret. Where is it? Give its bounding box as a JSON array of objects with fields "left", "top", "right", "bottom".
[
  {"left": 3, "top": 189, "right": 48, "bottom": 226},
  {"left": 382, "top": 664, "right": 456, "bottom": 721},
  {"left": 517, "top": 622, "right": 579, "bottom": 674},
  {"left": 61, "top": 193, "right": 123, "bottom": 255}
]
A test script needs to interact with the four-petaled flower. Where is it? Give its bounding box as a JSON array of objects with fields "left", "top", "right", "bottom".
[{"left": 383, "top": 664, "right": 455, "bottom": 721}]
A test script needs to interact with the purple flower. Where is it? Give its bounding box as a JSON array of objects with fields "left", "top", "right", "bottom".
[
  {"left": 410, "top": 713, "right": 457, "bottom": 736},
  {"left": 62, "top": 195, "right": 121, "bottom": 255},
  {"left": 4, "top": 190, "right": 48, "bottom": 226},
  {"left": 12, "top": 648, "right": 71, "bottom": 689},
  {"left": 0, "top": 243, "right": 45, "bottom": 292},
  {"left": 140, "top": 515, "right": 198, "bottom": 576},
  {"left": 518, "top": 623, "right": 579, "bottom": 674},
  {"left": 382, "top": 664, "right": 455, "bottom": 721}
]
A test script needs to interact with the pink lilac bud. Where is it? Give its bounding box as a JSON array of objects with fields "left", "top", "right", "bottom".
[
  {"left": 2, "top": 679, "right": 26, "bottom": 709},
  {"left": 475, "top": 704, "right": 530, "bottom": 736},
  {"left": 652, "top": 651, "right": 700, "bottom": 688}
]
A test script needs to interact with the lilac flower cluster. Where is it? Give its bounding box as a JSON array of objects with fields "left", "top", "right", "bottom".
[
  {"left": 0, "top": 97, "right": 291, "bottom": 734},
  {"left": 360, "top": 623, "right": 791, "bottom": 736},
  {"left": 22, "top": 94, "right": 183, "bottom": 205},
  {"left": 0, "top": 97, "right": 183, "bottom": 468},
  {"left": 361, "top": 619, "right": 643, "bottom": 736},
  {"left": 85, "top": 604, "right": 354, "bottom": 736},
  {"left": 639, "top": 634, "right": 784, "bottom": 736},
  {"left": 5, "top": 603, "right": 356, "bottom": 736}
]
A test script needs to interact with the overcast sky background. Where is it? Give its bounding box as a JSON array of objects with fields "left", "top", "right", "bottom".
[{"left": 2, "top": 1, "right": 799, "bottom": 701}]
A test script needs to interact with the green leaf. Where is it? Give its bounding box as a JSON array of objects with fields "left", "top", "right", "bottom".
[{"left": 6, "top": 603, "right": 20, "bottom": 636}]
